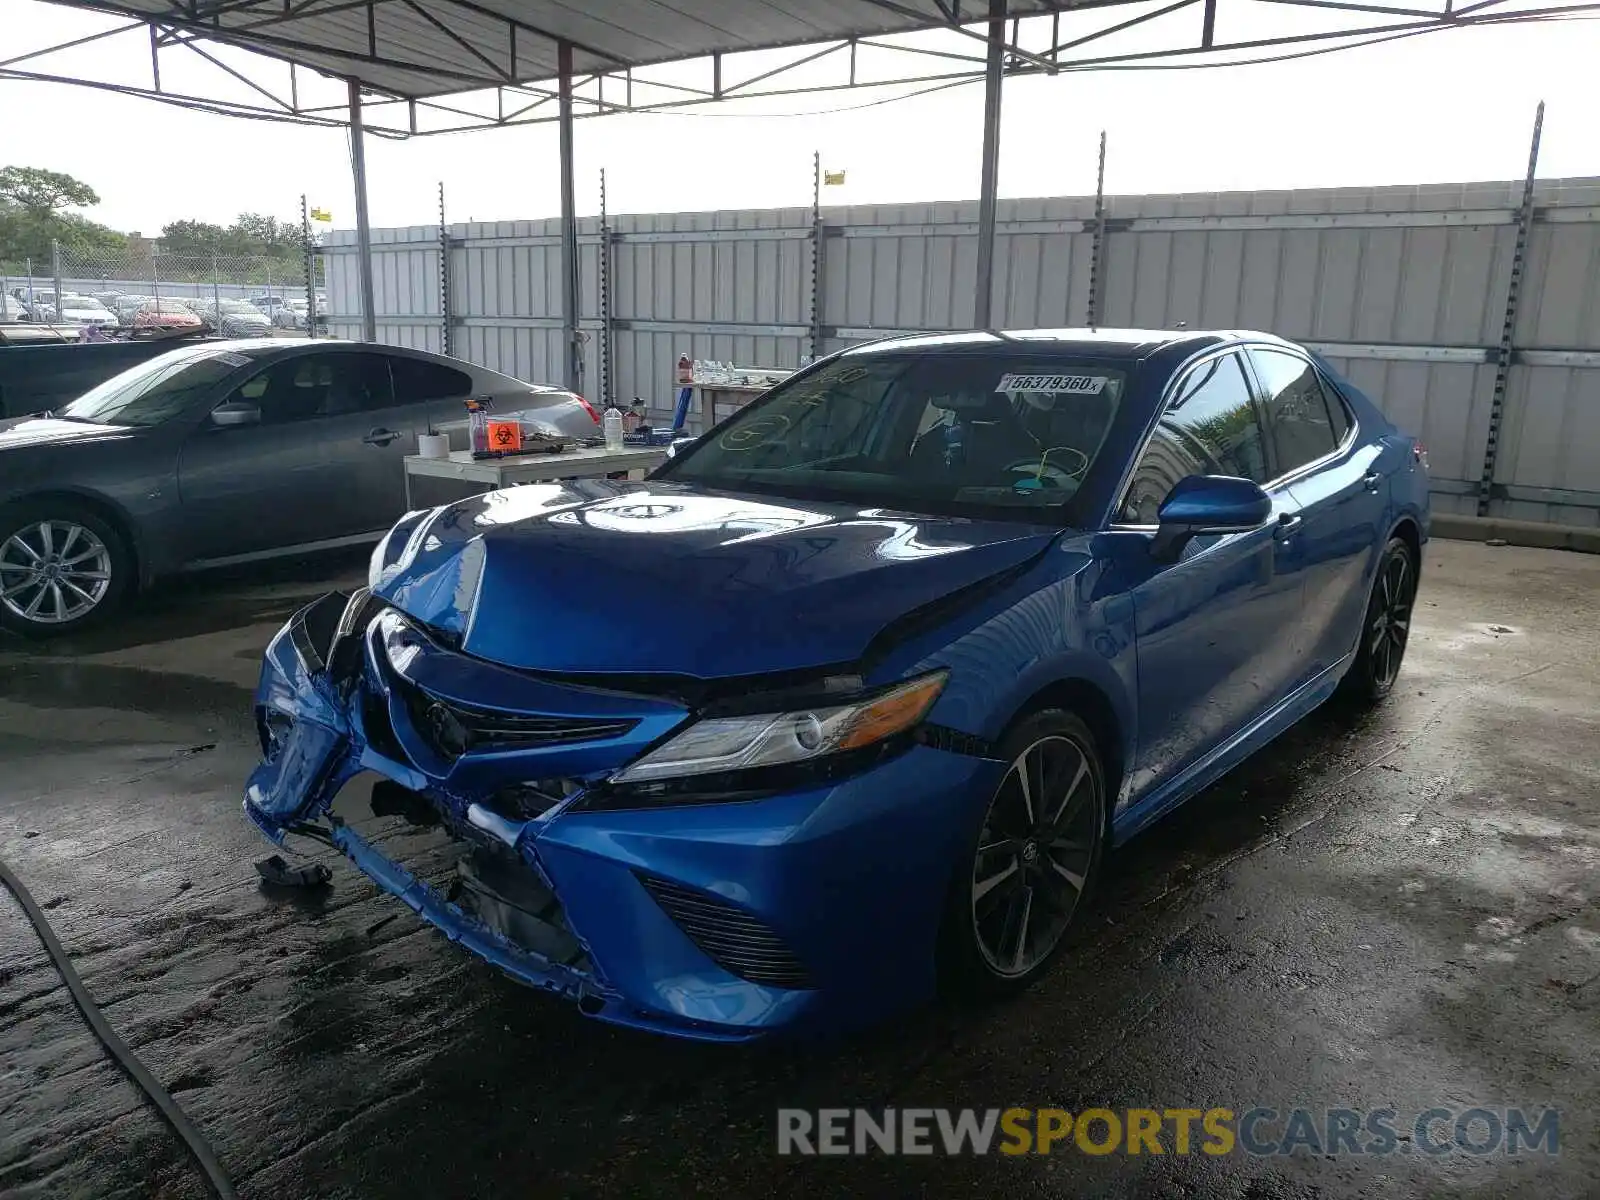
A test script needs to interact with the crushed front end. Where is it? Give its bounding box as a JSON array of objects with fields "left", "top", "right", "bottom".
[{"left": 243, "top": 590, "right": 1005, "bottom": 1041}]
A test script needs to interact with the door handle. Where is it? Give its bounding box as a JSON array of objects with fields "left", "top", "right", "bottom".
[
  {"left": 363, "top": 427, "right": 400, "bottom": 446},
  {"left": 1363, "top": 471, "right": 1382, "bottom": 492},
  {"left": 1275, "top": 513, "right": 1303, "bottom": 539}
]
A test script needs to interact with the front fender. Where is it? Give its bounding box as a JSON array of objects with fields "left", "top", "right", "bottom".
[{"left": 890, "top": 542, "right": 1139, "bottom": 768}]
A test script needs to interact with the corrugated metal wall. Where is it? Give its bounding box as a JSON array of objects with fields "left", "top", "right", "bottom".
[{"left": 325, "top": 176, "right": 1600, "bottom": 527}]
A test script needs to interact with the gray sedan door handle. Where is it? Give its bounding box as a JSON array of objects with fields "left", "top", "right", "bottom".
[
  {"left": 363, "top": 427, "right": 401, "bottom": 446},
  {"left": 1363, "top": 471, "right": 1383, "bottom": 492}
]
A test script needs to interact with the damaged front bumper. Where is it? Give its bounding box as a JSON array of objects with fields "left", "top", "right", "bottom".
[{"left": 244, "top": 591, "right": 1004, "bottom": 1041}]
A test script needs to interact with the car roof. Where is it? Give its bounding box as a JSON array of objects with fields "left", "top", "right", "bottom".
[{"left": 842, "top": 326, "right": 1300, "bottom": 362}]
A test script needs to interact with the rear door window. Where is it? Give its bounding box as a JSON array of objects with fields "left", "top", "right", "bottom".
[
  {"left": 1250, "top": 348, "right": 1343, "bottom": 476},
  {"left": 229, "top": 352, "right": 395, "bottom": 422},
  {"left": 388, "top": 355, "right": 472, "bottom": 402}
]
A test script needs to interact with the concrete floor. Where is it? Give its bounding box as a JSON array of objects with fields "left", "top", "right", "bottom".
[{"left": 0, "top": 539, "right": 1595, "bottom": 1199}]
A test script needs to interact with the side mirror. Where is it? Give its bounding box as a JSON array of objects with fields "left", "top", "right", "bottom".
[
  {"left": 211, "top": 401, "right": 261, "bottom": 429},
  {"left": 1150, "top": 474, "right": 1271, "bottom": 562},
  {"left": 665, "top": 435, "right": 699, "bottom": 460}
]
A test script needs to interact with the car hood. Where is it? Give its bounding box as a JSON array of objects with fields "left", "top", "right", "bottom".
[
  {"left": 371, "top": 480, "right": 1059, "bottom": 678},
  {"left": 0, "top": 415, "right": 137, "bottom": 450}
]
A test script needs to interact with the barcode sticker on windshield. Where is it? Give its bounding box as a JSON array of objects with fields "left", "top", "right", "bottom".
[
  {"left": 994, "top": 373, "right": 1107, "bottom": 394},
  {"left": 215, "top": 352, "right": 252, "bottom": 367}
]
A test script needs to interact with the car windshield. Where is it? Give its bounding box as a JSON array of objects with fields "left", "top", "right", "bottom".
[
  {"left": 58, "top": 349, "right": 247, "bottom": 427},
  {"left": 219, "top": 301, "right": 261, "bottom": 314},
  {"left": 657, "top": 352, "right": 1128, "bottom": 521},
  {"left": 142, "top": 300, "right": 194, "bottom": 314}
]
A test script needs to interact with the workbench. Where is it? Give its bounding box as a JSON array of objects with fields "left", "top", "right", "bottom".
[
  {"left": 402, "top": 445, "right": 670, "bottom": 508},
  {"left": 692, "top": 382, "right": 773, "bottom": 433}
]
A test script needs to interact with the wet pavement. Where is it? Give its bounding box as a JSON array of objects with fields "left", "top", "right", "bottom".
[{"left": 0, "top": 539, "right": 1596, "bottom": 1199}]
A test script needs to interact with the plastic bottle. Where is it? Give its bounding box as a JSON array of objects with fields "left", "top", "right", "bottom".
[
  {"left": 466, "top": 396, "right": 493, "bottom": 459},
  {"left": 603, "top": 404, "right": 625, "bottom": 450}
]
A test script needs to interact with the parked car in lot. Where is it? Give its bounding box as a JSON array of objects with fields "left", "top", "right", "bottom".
[
  {"left": 111, "top": 295, "right": 154, "bottom": 324},
  {"left": 0, "top": 340, "right": 600, "bottom": 633},
  {"left": 272, "top": 298, "right": 329, "bottom": 332},
  {"left": 127, "top": 298, "right": 203, "bottom": 332},
  {"left": 242, "top": 327, "right": 1431, "bottom": 1041},
  {"left": 51, "top": 294, "right": 119, "bottom": 328},
  {"left": 190, "top": 298, "right": 273, "bottom": 338}
]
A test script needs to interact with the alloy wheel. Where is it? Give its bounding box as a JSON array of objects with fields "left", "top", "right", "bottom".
[
  {"left": 0, "top": 520, "right": 113, "bottom": 626},
  {"left": 1368, "top": 550, "right": 1415, "bottom": 689},
  {"left": 971, "top": 734, "right": 1100, "bottom": 978}
]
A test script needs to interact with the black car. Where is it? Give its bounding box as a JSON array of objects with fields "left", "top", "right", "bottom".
[{"left": 0, "top": 339, "right": 599, "bottom": 634}]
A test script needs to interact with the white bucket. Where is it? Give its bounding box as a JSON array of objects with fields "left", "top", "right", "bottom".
[{"left": 417, "top": 432, "right": 450, "bottom": 459}]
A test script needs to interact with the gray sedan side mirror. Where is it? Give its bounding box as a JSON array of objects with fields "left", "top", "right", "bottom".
[{"left": 211, "top": 401, "right": 262, "bottom": 428}]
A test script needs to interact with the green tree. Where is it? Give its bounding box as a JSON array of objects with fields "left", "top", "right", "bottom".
[
  {"left": 159, "top": 218, "right": 230, "bottom": 257},
  {"left": 0, "top": 165, "right": 126, "bottom": 270},
  {"left": 0, "top": 166, "right": 99, "bottom": 215}
]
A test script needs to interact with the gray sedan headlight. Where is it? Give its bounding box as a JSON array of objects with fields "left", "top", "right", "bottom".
[{"left": 609, "top": 671, "right": 947, "bottom": 784}]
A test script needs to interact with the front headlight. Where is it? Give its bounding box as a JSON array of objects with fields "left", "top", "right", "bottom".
[{"left": 609, "top": 671, "right": 947, "bottom": 785}]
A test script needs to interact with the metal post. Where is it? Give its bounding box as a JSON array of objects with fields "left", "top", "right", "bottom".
[
  {"left": 558, "top": 42, "right": 582, "bottom": 393},
  {"left": 151, "top": 244, "right": 160, "bottom": 305},
  {"left": 266, "top": 261, "right": 272, "bottom": 301},
  {"left": 212, "top": 250, "right": 221, "bottom": 324},
  {"left": 438, "top": 182, "right": 452, "bottom": 357},
  {"left": 1478, "top": 101, "right": 1545, "bottom": 518},
  {"left": 809, "top": 150, "right": 824, "bottom": 360},
  {"left": 598, "top": 168, "right": 612, "bottom": 407},
  {"left": 301, "top": 194, "right": 316, "bottom": 341},
  {"left": 973, "top": 0, "right": 1006, "bottom": 329},
  {"left": 24, "top": 259, "right": 34, "bottom": 321},
  {"left": 348, "top": 78, "right": 378, "bottom": 343},
  {"left": 1089, "top": 130, "right": 1107, "bottom": 327},
  {"left": 51, "top": 239, "right": 64, "bottom": 327}
]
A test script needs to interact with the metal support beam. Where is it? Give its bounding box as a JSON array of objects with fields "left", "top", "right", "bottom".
[
  {"left": 599, "top": 167, "right": 613, "bottom": 407},
  {"left": 973, "top": 0, "right": 1005, "bottom": 329},
  {"left": 1089, "top": 130, "right": 1107, "bottom": 326},
  {"left": 348, "top": 79, "right": 378, "bottom": 342},
  {"left": 300, "top": 194, "right": 315, "bottom": 340},
  {"left": 810, "top": 149, "right": 825, "bottom": 359},
  {"left": 438, "top": 181, "right": 452, "bottom": 356},
  {"left": 558, "top": 41, "right": 582, "bottom": 393},
  {"left": 1478, "top": 100, "right": 1544, "bottom": 517}
]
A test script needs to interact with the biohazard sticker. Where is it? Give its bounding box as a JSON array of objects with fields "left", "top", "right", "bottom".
[{"left": 994, "top": 373, "right": 1108, "bottom": 395}]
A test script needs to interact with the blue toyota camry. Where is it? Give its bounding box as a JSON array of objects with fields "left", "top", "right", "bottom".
[{"left": 244, "top": 328, "right": 1429, "bottom": 1041}]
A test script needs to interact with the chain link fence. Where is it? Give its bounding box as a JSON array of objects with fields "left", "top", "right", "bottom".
[{"left": 0, "top": 244, "right": 326, "bottom": 328}]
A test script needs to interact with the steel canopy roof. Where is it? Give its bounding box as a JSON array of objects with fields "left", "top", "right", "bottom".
[{"left": 47, "top": 0, "right": 1068, "bottom": 102}]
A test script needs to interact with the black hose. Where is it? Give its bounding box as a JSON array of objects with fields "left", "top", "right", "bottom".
[{"left": 0, "top": 856, "right": 237, "bottom": 1200}]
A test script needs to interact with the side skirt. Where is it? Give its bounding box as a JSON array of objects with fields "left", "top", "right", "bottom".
[{"left": 1110, "top": 651, "right": 1354, "bottom": 846}]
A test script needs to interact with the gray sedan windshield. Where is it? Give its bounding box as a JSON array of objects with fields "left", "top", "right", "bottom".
[{"left": 59, "top": 350, "right": 246, "bottom": 427}]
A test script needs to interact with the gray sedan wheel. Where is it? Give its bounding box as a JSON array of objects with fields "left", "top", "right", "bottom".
[{"left": 0, "top": 503, "right": 130, "bottom": 635}]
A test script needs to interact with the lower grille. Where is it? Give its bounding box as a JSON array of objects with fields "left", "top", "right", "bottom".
[
  {"left": 637, "top": 874, "right": 813, "bottom": 990},
  {"left": 391, "top": 676, "right": 637, "bottom": 760}
]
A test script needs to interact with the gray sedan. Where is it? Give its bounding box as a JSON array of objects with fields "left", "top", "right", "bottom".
[{"left": 0, "top": 340, "right": 600, "bottom": 634}]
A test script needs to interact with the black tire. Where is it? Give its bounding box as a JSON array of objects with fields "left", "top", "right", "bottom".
[
  {"left": 1339, "top": 536, "right": 1417, "bottom": 704},
  {"left": 940, "top": 708, "right": 1107, "bottom": 998},
  {"left": 0, "top": 499, "right": 132, "bottom": 637}
]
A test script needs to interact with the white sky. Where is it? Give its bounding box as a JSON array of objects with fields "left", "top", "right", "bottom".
[{"left": 3, "top": 1, "right": 1595, "bottom": 234}]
